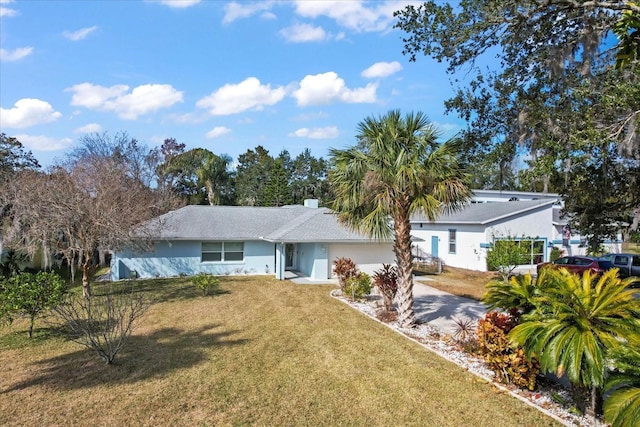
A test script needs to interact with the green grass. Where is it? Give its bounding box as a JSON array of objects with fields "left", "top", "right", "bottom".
[{"left": 0, "top": 276, "right": 561, "bottom": 426}]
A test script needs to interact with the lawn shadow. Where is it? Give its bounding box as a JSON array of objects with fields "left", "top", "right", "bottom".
[
  {"left": 91, "top": 278, "right": 231, "bottom": 304},
  {"left": 2, "top": 323, "right": 247, "bottom": 394}
]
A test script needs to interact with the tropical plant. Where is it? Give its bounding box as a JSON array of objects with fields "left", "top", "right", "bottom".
[
  {"left": 372, "top": 263, "right": 398, "bottom": 313},
  {"left": 477, "top": 311, "right": 539, "bottom": 390},
  {"left": 482, "top": 271, "right": 555, "bottom": 320},
  {"left": 604, "top": 339, "right": 640, "bottom": 427},
  {"left": 509, "top": 268, "right": 640, "bottom": 416},
  {"left": 329, "top": 110, "right": 471, "bottom": 328},
  {"left": 333, "top": 257, "right": 359, "bottom": 293},
  {"left": 0, "top": 271, "right": 66, "bottom": 337}
]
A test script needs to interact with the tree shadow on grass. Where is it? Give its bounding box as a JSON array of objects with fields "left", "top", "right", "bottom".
[
  {"left": 90, "top": 278, "right": 231, "bottom": 305},
  {"left": 1, "top": 323, "right": 247, "bottom": 393}
]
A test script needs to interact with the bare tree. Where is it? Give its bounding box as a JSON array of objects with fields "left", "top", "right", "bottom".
[
  {"left": 0, "top": 133, "right": 180, "bottom": 297},
  {"left": 54, "top": 283, "right": 149, "bottom": 364}
]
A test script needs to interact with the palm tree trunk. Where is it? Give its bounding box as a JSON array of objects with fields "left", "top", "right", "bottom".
[
  {"left": 205, "top": 180, "right": 216, "bottom": 206},
  {"left": 394, "top": 210, "right": 416, "bottom": 328}
]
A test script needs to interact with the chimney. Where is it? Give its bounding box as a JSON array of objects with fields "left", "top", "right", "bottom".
[{"left": 304, "top": 199, "right": 319, "bottom": 209}]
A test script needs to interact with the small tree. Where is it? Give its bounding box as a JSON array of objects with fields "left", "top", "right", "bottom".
[
  {"left": 0, "top": 271, "right": 66, "bottom": 337},
  {"left": 373, "top": 264, "right": 398, "bottom": 313},
  {"left": 54, "top": 283, "right": 149, "bottom": 364},
  {"left": 485, "top": 235, "right": 532, "bottom": 281},
  {"left": 344, "top": 272, "right": 372, "bottom": 301}
]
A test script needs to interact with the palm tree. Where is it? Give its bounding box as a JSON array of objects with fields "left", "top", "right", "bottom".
[
  {"left": 509, "top": 268, "right": 640, "bottom": 416},
  {"left": 329, "top": 110, "right": 471, "bottom": 328}
]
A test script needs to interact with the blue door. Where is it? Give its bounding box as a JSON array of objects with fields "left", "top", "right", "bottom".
[{"left": 431, "top": 236, "right": 439, "bottom": 257}]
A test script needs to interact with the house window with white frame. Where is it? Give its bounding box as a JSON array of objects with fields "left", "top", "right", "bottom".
[
  {"left": 448, "top": 229, "right": 456, "bottom": 253},
  {"left": 493, "top": 238, "right": 545, "bottom": 265},
  {"left": 202, "top": 242, "right": 244, "bottom": 262}
]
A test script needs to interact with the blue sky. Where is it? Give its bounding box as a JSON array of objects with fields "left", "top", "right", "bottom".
[{"left": 0, "top": 0, "right": 464, "bottom": 167}]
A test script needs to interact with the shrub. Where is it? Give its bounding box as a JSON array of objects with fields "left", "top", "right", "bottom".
[
  {"left": 192, "top": 273, "right": 220, "bottom": 295},
  {"left": 373, "top": 264, "right": 398, "bottom": 312},
  {"left": 0, "top": 271, "right": 66, "bottom": 337},
  {"left": 333, "top": 257, "right": 358, "bottom": 292},
  {"left": 54, "top": 283, "right": 149, "bottom": 364},
  {"left": 344, "top": 272, "right": 371, "bottom": 301},
  {"left": 477, "top": 311, "right": 539, "bottom": 390}
]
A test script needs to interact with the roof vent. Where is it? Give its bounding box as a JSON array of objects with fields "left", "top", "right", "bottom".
[{"left": 304, "top": 199, "right": 319, "bottom": 209}]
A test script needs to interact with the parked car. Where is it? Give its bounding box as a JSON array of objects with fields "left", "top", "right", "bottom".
[
  {"left": 536, "top": 256, "right": 610, "bottom": 276},
  {"left": 598, "top": 253, "right": 640, "bottom": 282}
]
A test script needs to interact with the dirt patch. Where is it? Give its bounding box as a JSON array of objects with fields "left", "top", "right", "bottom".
[{"left": 414, "top": 266, "right": 497, "bottom": 301}]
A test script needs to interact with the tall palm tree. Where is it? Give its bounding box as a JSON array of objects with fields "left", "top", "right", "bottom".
[
  {"left": 329, "top": 110, "right": 471, "bottom": 328},
  {"left": 509, "top": 268, "right": 640, "bottom": 416}
]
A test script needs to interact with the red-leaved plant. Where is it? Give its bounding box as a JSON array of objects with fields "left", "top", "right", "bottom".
[
  {"left": 333, "top": 257, "right": 358, "bottom": 293},
  {"left": 373, "top": 263, "right": 398, "bottom": 313}
]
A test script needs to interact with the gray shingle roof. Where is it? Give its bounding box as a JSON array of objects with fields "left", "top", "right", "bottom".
[
  {"left": 146, "top": 205, "right": 381, "bottom": 243},
  {"left": 411, "top": 199, "right": 556, "bottom": 225}
]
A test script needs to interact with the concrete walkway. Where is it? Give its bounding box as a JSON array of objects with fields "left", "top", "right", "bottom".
[
  {"left": 412, "top": 279, "right": 488, "bottom": 335},
  {"left": 291, "top": 274, "right": 488, "bottom": 336}
]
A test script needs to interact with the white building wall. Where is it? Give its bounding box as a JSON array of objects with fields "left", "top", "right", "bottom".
[
  {"left": 328, "top": 242, "right": 395, "bottom": 277},
  {"left": 411, "top": 205, "right": 558, "bottom": 272}
]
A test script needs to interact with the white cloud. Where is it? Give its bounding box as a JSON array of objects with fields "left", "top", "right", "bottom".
[
  {"left": 0, "top": 47, "right": 34, "bottom": 62},
  {"left": 14, "top": 134, "right": 73, "bottom": 152},
  {"left": 292, "top": 72, "right": 377, "bottom": 106},
  {"left": 223, "top": 1, "right": 275, "bottom": 24},
  {"left": 149, "top": 0, "right": 201, "bottom": 8},
  {"left": 74, "top": 123, "right": 102, "bottom": 134},
  {"left": 0, "top": 98, "right": 62, "bottom": 129},
  {"left": 432, "top": 121, "right": 461, "bottom": 137},
  {"left": 361, "top": 61, "right": 402, "bottom": 78},
  {"left": 205, "top": 126, "right": 231, "bottom": 139},
  {"left": 66, "top": 82, "right": 183, "bottom": 120},
  {"left": 289, "top": 126, "right": 339, "bottom": 139},
  {"left": 0, "top": 7, "right": 16, "bottom": 17},
  {"left": 0, "top": 0, "right": 17, "bottom": 17},
  {"left": 196, "top": 77, "right": 286, "bottom": 115},
  {"left": 293, "top": 0, "right": 400, "bottom": 33},
  {"left": 280, "top": 23, "right": 327, "bottom": 43},
  {"left": 63, "top": 26, "right": 98, "bottom": 41}
]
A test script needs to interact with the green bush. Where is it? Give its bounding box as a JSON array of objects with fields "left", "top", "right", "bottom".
[
  {"left": 549, "top": 246, "right": 562, "bottom": 261},
  {"left": 344, "top": 272, "right": 371, "bottom": 301},
  {"left": 192, "top": 273, "right": 220, "bottom": 295},
  {"left": 0, "top": 271, "right": 66, "bottom": 337},
  {"left": 477, "top": 311, "right": 539, "bottom": 390}
]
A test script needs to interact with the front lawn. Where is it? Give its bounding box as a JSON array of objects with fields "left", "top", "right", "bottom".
[{"left": 0, "top": 276, "right": 560, "bottom": 426}]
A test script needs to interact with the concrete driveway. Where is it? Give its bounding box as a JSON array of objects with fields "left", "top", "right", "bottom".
[{"left": 412, "top": 280, "right": 488, "bottom": 335}]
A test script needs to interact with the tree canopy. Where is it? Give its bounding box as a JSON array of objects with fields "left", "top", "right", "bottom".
[{"left": 395, "top": 0, "right": 640, "bottom": 249}]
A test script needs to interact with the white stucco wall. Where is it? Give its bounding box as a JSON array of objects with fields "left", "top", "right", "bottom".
[
  {"left": 328, "top": 242, "right": 395, "bottom": 277},
  {"left": 111, "top": 240, "right": 276, "bottom": 280},
  {"left": 411, "top": 205, "right": 557, "bottom": 272}
]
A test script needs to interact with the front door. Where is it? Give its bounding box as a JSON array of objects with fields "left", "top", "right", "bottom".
[
  {"left": 285, "top": 243, "right": 295, "bottom": 270},
  {"left": 431, "top": 236, "right": 439, "bottom": 258}
]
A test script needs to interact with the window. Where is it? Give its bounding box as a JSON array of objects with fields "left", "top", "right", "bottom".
[
  {"left": 493, "top": 238, "right": 545, "bottom": 265},
  {"left": 202, "top": 242, "right": 244, "bottom": 262},
  {"left": 448, "top": 229, "right": 456, "bottom": 253}
]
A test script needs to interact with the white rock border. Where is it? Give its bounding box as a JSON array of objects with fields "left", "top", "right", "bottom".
[{"left": 330, "top": 289, "right": 596, "bottom": 427}]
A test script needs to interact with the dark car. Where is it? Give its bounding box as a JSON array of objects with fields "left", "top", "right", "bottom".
[{"left": 536, "top": 256, "right": 610, "bottom": 276}]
